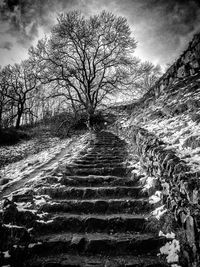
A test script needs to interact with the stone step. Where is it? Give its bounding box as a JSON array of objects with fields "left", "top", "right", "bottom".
[
  {"left": 68, "top": 163, "right": 125, "bottom": 169},
  {"left": 65, "top": 167, "right": 127, "bottom": 176},
  {"left": 39, "top": 186, "right": 147, "bottom": 199},
  {"left": 84, "top": 151, "right": 127, "bottom": 156},
  {"left": 60, "top": 175, "right": 140, "bottom": 187},
  {"left": 91, "top": 144, "right": 124, "bottom": 148},
  {"left": 39, "top": 198, "right": 151, "bottom": 214},
  {"left": 35, "top": 214, "right": 148, "bottom": 234},
  {"left": 26, "top": 233, "right": 166, "bottom": 257},
  {"left": 74, "top": 158, "right": 124, "bottom": 165},
  {"left": 93, "top": 142, "right": 125, "bottom": 147},
  {"left": 91, "top": 139, "right": 124, "bottom": 143},
  {"left": 23, "top": 254, "right": 168, "bottom": 267},
  {"left": 95, "top": 136, "right": 121, "bottom": 141},
  {"left": 79, "top": 157, "right": 125, "bottom": 163},
  {"left": 81, "top": 155, "right": 124, "bottom": 160},
  {"left": 93, "top": 135, "right": 120, "bottom": 138},
  {"left": 90, "top": 147, "right": 126, "bottom": 152},
  {"left": 91, "top": 142, "right": 125, "bottom": 147}
]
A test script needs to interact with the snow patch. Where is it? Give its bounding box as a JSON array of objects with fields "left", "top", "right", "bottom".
[
  {"left": 152, "top": 205, "right": 167, "bottom": 220},
  {"left": 28, "top": 242, "right": 42, "bottom": 248},
  {"left": 159, "top": 239, "right": 180, "bottom": 264},
  {"left": 36, "top": 219, "right": 54, "bottom": 224},
  {"left": 159, "top": 231, "right": 175, "bottom": 239},
  {"left": 149, "top": 191, "right": 162, "bottom": 204},
  {"left": 3, "top": 251, "right": 10, "bottom": 258},
  {"left": 141, "top": 176, "right": 157, "bottom": 191}
]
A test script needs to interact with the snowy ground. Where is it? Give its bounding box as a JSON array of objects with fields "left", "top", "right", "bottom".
[
  {"left": 0, "top": 132, "right": 91, "bottom": 198},
  {"left": 129, "top": 112, "right": 200, "bottom": 173},
  {"left": 0, "top": 135, "right": 65, "bottom": 167},
  {"left": 127, "top": 74, "right": 200, "bottom": 173}
]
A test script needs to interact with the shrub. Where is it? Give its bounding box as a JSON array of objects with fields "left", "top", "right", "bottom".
[{"left": 0, "top": 129, "right": 30, "bottom": 145}]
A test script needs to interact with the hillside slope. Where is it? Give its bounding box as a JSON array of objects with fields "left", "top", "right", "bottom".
[
  {"left": 111, "top": 33, "right": 200, "bottom": 267},
  {"left": 129, "top": 71, "right": 200, "bottom": 173}
]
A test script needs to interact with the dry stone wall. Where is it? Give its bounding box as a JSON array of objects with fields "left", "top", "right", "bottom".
[
  {"left": 114, "top": 33, "right": 200, "bottom": 266},
  {"left": 126, "top": 126, "right": 200, "bottom": 267},
  {"left": 149, "top": 33, "right": 200, "bottom": 100},
  {"left": 113, "top": 33, "right": 200, "bottom": 113},
  {"left": 120, "top": 33, "right": 200, "bottom": 112}
]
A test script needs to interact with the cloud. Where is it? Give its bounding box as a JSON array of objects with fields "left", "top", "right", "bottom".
[
  {"left": 0, "top": 0, "right": 200, "bottom": 67},
  {"left": 103, "top": 0, "right": 200, "bottom": 66},
  {"left": 0, "top": 40, "right": 13, "bottom": 50},
  {"left": 1, "top": 0, "right": 199, "bottom": 49},
  {"left": 0, "top": 0, "right": 81, "bottom": 47}
]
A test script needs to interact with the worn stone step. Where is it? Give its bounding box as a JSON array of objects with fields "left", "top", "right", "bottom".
[
  {"left": 92, "top": 146, "right": 125, "bottom": 149},
  {"left": 24, "top": 254, "right": 169, "bottom": 267},
  {"left": 74, "top": 158, "right": 124, "bottom": 165},
  {"left": 26, "top": 233, "right": 166, "bottom": 257},
  {"left": 91, "top": 143, "right": 125, "bottom": 148},
  {"left": 39, "top": 198, "right": 151, "bottom": 214},
  {"left": 80, "top": 157, "right": 125, "bottom": 163},
  {"left": 92, "top": 149, "right": 125, "bottom": 152},
  {"left": 65, "top": 167, "right": 127, "bottom": 176},
  {"left": 95, "top": 135, "right": 121, "bottom": 140},
  {"left": 68, "top": 163, "right": 125, "bottom": 169},
  {"left": 60, "top": 175, "right": 139, "bottom": 187},
  {"left": 91, "top": 140, "right": 124, "bottom": 144},
  {"left": 79, "top": 153, "right": 124, "bottom": 158},
  {"left": 84, "top": 151, "right": 127, "bottom": 156},
  {"left": 93, "top": 142, "right": 124, "bottom": 147},
  {"left": 79, "top": 156, "right": 126, "bottom": 162},
  {"left": 94, "top": 134, "right": 119, "bottom": 139},
  {"left": 39, "top": 186, "right": 147, "bottom": 199},
  {"left": 84, "top": 150, "right": 126, "bottom": 154},
  {"left": 92, "top": 144, "right": 125, "bottom": 148},
  {"left": 35, "top": 214, "right": 148, "bottom": 234}
]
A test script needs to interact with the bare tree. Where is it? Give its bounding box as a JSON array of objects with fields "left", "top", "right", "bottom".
[
  {"left": 119, "top": 61, "right": 162, "bottom": 99},
  {"left": 0, "top": 67, "right": 10, "bottom": 130},
  {"left": 135, "top": 62, "right": 162, "bottom": 92},
  {"left": 29, "top": 11, "right": 137, "bottom": 126},
  {"left": 3, "top": 61, "right": 38, "bottom": 128}
]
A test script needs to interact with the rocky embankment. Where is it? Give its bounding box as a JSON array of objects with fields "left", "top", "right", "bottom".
[
  {"left": 116, "top": 124, "right": 200, "bottom": 267},
  {"left": 111, "top": 33, "right": 200, "bottom": 267}
]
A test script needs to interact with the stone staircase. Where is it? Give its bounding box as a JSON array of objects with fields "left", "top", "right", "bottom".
[{"left": 15, "top": 131, "right": 168, "bottom": 266}]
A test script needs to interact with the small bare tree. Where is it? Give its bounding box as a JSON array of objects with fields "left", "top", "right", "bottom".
[
  {"left": 119, "top": 61, "right": 162, "bottom": 99},
  {"left": 0, "top": 67, "right": 10, "bottom": 130},
  {"left": 29, "top": 11, "right": 137, "bottom": 126},
  {"left": 134, "top": 62, "right": 162, "bottom": 93},
  {"left": 3, "top": 61, "right": 38, "bottom": 128}
]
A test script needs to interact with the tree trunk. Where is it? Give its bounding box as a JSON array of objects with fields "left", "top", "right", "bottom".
[
  {"left": 0, "top": 106, "right": 2, "bottom": 133},
  {"left": 15, "top": 110, "right": 23, "bottom": 129},
  {"left": 86, "top": 109, "right": 95, "bottom": 130}
]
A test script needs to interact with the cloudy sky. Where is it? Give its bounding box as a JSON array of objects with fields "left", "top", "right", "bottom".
[{"left": 0, "top": 0, "right": 200, "bottom": 69}]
